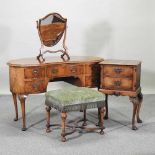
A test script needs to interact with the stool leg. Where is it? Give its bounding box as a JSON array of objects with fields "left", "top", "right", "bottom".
[
  {"left": 61, "top": 112, "right": 67, "bottom": 142},
  {"left": 100, "top": 107, "right": 105, "bottom": 135},
  {"left": 82, "top": 109, "right": 87, "bottom": 126},
  {"left": 104, "top": 94, "right": 108, "bottom": 119},
  {"left": 96, "top": 107, "right": 101, "bottom": 126},
  {"left": 46, "top": 106, "right": 51, "bottom": 133}
]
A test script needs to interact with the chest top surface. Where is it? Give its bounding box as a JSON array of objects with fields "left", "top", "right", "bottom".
[
  {"left": 100, "top": 59, "right": 141, "bottom": 66},
  {"left": 7, "top": 56, "right": 104, "bottom": 67}
]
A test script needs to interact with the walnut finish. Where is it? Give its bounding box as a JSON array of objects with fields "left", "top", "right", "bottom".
[
  {"left": 46, "top": 106, "right": 105, "bottom": 142},
  {"left": 7, "top": 56, "right": 103, "bottom": 130},
  {"left": 99, "top": 59, "right": 143, "bottom": 130}
]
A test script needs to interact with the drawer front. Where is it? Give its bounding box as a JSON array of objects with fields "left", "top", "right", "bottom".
[
  {"left": 66, "top": 65, "right": 84, "bottom": 75},
  {"left": 46, "top": 65, "right": 66, "bottom": 78},
  {"left": 103, "top": 65, "right": 133, "bottom": 77},
  {"left": 24, "top": 79, "right": 46, "bottom": 93},
  {"left": 24, "top": 67, "right": 45, "bottom": 79},
  {"left": 102, "top": 77, "right": 133, "bottom": 90}
]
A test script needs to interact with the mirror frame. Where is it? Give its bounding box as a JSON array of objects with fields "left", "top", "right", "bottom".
[{"left": 36, "top": 13, "right": 70, "bottom": 62}]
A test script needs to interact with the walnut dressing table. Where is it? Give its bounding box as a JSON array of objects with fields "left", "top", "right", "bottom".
[{"left": 7, "top": 56, "right": 103, "bottom": 131}]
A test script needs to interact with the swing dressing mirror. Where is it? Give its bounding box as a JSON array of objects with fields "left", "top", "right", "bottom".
[{"left": 36, "top": 13, "right": 70, "bottom": 62}]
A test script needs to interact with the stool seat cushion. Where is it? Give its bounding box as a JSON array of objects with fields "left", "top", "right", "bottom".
[{"left": 45, "top": 87, "right": 105, "bottom": 112}]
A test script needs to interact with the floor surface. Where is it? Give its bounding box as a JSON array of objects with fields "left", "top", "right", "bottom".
[{"left": 0, "top": 94, "right": 155, "bottom": 155}]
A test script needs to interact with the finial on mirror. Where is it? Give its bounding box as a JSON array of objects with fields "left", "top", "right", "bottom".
[{"left": 36, "top": 13, "right": 70, "bottom": 62}]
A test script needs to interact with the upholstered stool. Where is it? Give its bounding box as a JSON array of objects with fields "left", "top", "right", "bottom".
[{"left": 45, "top": 86, "right": 105, "bottom": 142}]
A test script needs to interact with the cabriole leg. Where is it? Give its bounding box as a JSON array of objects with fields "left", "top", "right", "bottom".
[
  {"left": 18, "top": 95, "right": 27, "bottom": 131},
  {"left": 129, "top": 96, "right": 139, "bottom": 130},
  {"left": 136, "top": 92, "right": 143, "bottom": 123},
  {"left": 12, "top": 92, "right": 18, "bottom": 121}
]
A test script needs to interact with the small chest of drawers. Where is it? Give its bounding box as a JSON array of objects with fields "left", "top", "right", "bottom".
[
  {"left": 100, "top": 59, "right": 141, "bottom": 96},
  {"left": 99, "top": 59, "right": 143, "bottom": 130}
]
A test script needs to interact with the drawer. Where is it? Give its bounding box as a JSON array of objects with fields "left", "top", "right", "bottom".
[
  {"left": 24, "top": 79, "right": 46, "bottom": 93},
  {"left": 66, "top": 65, "right": 84, "bottom": 75},
  {"left": 46, "top": 65, "right": 66, "bottom": 78},
  {"left": 24, "top": 67, "right": 45, "bottom": 79},
  {"left": 103, "top": 65, "right": 133, "bottom": 77},
  {"left": 102, "top": 77, "right": 133, "bottom": 90}
]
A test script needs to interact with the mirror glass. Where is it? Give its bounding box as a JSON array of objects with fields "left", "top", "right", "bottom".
[{"left": 39, "top": 14, "right": 66, "bottom": 47}]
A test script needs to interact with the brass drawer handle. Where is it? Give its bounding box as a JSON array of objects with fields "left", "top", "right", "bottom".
[
  {"left": 70, "top": 68, "right": 77, "bottom": 73},
  {"left": 70, "top": 66, "right": 77, "bottom": 73},
  {"left": 114, "top": 68, "right": 123, "bottom": 74},
  {"left": 33, "top": 69, "right": 39, "bottom": 75},
  {"left": 114, "top": 81, "right": 121, "bottom": 87},
  {"left": 52, "top": 68, "right": 58, "bottom": 74}
]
